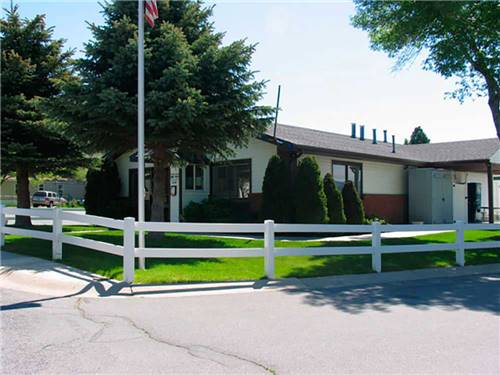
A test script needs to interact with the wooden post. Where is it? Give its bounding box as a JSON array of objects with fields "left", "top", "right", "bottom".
[
  {"left": 264, "top": 220, "right": 275, "bottom": 279},
  {"left": 52, "top": 208, "right": 63, "bottom": 260},
  {"left": 371, "top": 221, "right": 382, "bottom": 272},
  {"left": 123, "top": 217, "right": 136, "bottom": 283},
  {"left": 455, "top": 220, "right": 465, "bottom": 266}
]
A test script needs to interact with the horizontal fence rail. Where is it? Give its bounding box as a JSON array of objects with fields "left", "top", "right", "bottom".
[
  {"left": 1, "top": 205, "right": 499, "bottom": 284},
  {"left": 136, "top": 221, "right": 265, "bottom": 233},
  {"left": 136, "top": 248, "right": 263, "bottom": 258},
  {"left": 61, "top": 211, "right": 124, "bottom": 230}
]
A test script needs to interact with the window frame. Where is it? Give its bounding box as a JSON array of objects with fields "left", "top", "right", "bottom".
[
  {"left": 210, "top": 158, "right": 252, "bottom": 200},
  {"left": 184, "top": 164, "right": 205, "bottom": 191},
  {"left": 331, "top": 159, "right": 363, "bottom": 196}
]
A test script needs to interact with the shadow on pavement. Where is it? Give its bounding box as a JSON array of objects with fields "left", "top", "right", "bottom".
[{"left": 285, "top": 273, "right": 500, "bottom": 315}]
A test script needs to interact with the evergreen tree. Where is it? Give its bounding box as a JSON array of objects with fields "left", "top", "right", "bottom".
[
  {"left": 323, "top": 173, "right": 346, "bottom": 224},
  {"left": 294, "top": 157, "right": 328, "bottom": 224},
  {"left": 1, "top": 5, "right": 86, "bottom": 226},
  {"left": 262, "top": 155, "right": 291, "bottom": 222},
  {"left": 342, "top": 181, "right": 365, "bottom": 224},
  {"left": 408, "top": 126, "right": 431, "bottom": 144},
  {"left": 53, "top": 1, "right": 272, "bottom": 222},
  {"left": 84, "top": 159, "right": 121, "bottom": 216}
]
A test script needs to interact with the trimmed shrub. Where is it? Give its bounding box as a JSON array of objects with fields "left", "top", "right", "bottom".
[
  {"left": 294, "top": 156, "right": 328, "bottom": 224},
  {"left": 183, "top": 197, "right": 256, "bottom": 223},
  {"left": 261, "top": 155, "right": 292, "bottom": 222},
  {"left": 341, "top": 181, "right": 365, "bottom": 224},
  {"left": 323, "top": 173, "right": 346, "bottom": 224}
]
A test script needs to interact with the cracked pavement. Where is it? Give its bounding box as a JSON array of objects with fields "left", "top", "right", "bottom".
[{"left": 2, "top": 273, "right": 499, "bottom": 374}]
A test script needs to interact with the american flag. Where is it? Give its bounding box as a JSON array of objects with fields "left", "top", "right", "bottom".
[{"left": 145, "top": 0, "right": 159, "bottom": 28}]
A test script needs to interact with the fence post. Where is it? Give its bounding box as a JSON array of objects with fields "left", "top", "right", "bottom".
[
  {"left": 52, "top": 208, "right": 63, "bottom": 260},
  {"left": 0, "top": 204, "right": 5, "bottom": 248},
  {"left": 123, "top": 217, "right": 135, "bottom": 283},
  {"left": 264, "top": 220, "right": 275, "bottom": 279},
  {"left": 371, "top": 221, "right": 382, "bottom": 273},
  {"left": 455, "top": 220, "right": 465, "bottom": 267}
]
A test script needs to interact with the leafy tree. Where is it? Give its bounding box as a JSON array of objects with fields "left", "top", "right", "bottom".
[
  {"left": 53, "top": 1, "right": 272, "bottom": 222},
  {"left": 341, "top": 181, "right": 365, "bottom": 224},
  {"left": 294, "top": 156, "right": 328, "bottom": 224},
  {"left": 261, "top": 155, "right": 292, "bottom": 222},
  {"left": 352, "top": 1, "right": 500, "bottom": 139},
  {"left": 1, "top": 5, "right": 86, "bottom": 226},
  {"left": 323, "top": 173, "right": 346, "bottom": 224}
]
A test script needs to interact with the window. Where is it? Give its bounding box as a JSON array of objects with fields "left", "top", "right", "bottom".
[
  {"left": 185, "top": 165, "right": 204, "bottom": 191},
  {"left": 212, "top": 159, "right": 251, "bottom": 199},
  {"left": 332, "top": 160, "right": 362, "bottom": 193}
]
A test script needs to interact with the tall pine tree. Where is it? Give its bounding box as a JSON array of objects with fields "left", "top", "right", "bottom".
[
  {"left": 53, "top": 1, "right": 272, "bottom": 221},
  {"left": 1, "top": 5, "right": 86, "bottom": 226}
]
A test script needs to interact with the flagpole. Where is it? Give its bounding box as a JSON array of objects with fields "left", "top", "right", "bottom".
[{"left": 138, "top": 0, "right": 146, "bottom": 270}]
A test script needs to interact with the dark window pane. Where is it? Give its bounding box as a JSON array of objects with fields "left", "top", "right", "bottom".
[
  {"left": 185, "top": 165, "right": 194, "bottom": 190},
  {"left": 195, "top": 166, "right": 204, "bottom": 190},
  {"left": 213, "top": 160, "right": 251, "bottom": 199}
]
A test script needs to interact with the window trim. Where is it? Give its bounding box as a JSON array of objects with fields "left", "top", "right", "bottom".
[
  {"left": 331, "top": 159, "right": 363, "bottom": 196},
  {"left": 210, "top": 158, "right": 252, "bottom": 200}
]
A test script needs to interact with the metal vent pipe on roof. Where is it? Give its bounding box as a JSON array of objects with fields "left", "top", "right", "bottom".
[
  {"left": 383, "top": 130, "right": 388, "bottom": 143},
  {"left": 351, "top": 123, "right": 356, "bottom": 138},
  {"left": 372, "top": 129, "right": 377, "bottom": 144},
  {"left": 392, "top": 135, "right": 396, "bottom": 153},
  {"left": 360, "top": 125, "right": 365, "bottom": 141}
]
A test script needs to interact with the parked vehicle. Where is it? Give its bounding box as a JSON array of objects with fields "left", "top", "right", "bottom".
[{"left": 32, "top": 191, "right": 67, "bottom": 208}]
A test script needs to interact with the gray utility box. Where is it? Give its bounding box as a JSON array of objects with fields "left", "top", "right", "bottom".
[{"left": 408, "top": 168, "right": 453, "bottom": 224}]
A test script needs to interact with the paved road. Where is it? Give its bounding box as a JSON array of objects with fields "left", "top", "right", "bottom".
[{"left": 2, "top": 273, "right": 499, "bottom": 374}]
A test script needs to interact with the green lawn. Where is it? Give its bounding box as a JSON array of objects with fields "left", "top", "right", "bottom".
[{"left": 2, "top": 226, "right": 499, "bottom": 283}]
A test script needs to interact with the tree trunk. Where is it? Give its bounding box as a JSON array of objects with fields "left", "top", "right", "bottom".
[
  {"left": 150, "top": 146, "right": 170, "bottom": 223},
  {"left": 488, "top": 93, "right": 500, "bottom": 140},
  {"left": 15, "top": 165, "right": 32, "bottom": 227}
]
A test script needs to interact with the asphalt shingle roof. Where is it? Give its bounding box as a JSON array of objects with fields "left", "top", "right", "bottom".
[{"left": 264, "top": 123, "right": 500, "bottom": 165}]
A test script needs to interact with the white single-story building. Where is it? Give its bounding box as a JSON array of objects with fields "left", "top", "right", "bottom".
[{"left": 115, "top": 123, "right": 500, "bottom": 224}]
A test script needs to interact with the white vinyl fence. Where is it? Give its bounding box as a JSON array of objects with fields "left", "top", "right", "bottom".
[{"left": 1, "top": 206, "right": 499, "bottom": 283}]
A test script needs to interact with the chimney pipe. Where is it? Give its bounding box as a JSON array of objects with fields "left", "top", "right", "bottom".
[
  {"left": 372, "top": 129, "right": 377, "bottom": 144},
  {"left": 360, "top": 125, "right": 365, "bottom": 141},
  {"left": 351, "top": 123, "right": 356, "bottom": 138},
  {"left": 392, "top": 135, "right": 396, "bottom": 153},
  {"left": 383, "top": 130, "right": 388, "bottom": 143}
]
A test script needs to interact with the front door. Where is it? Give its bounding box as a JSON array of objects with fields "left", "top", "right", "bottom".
[{"left": 467, "top": 183, "right": 482, "bottom": 223}]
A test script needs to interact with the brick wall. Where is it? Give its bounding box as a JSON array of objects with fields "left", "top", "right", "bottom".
[{"left": 363, "top": 194, "right": 408, "bottom": 223}]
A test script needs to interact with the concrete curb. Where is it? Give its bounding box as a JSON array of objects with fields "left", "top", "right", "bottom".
[{"left": 1, "top": 251, "right": 499, "bottom": 299}]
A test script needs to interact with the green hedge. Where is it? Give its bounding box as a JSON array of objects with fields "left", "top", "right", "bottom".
[{"left": 183, "top": 197, "right": 256, "bottom": 223}]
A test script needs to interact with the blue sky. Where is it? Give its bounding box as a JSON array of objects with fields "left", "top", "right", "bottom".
[{"left": 6, "top": 0, "right": 496, "bottom": 142}]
